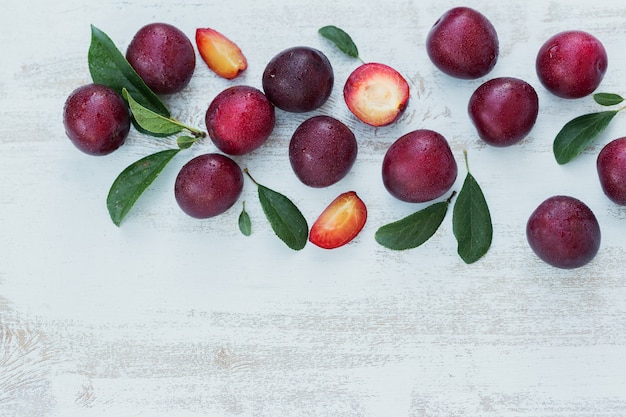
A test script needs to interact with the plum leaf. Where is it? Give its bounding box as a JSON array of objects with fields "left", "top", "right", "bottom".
[
  {"left": 553, "top": 110, "right": 619, "bottom": 164},
  {"left": 318, "top": 25, "right": 359, "bottom": 58},
  {"left": 375, "top": 193, "right": 455, "bottom": 250},
  {"left": 594, "top": 93, "right": 624, "bottom": 106},
  {"left": 452, "top": 151, "right": 492, "bottom": 264},
  {"left": 107, "top": 149, "right": 181, "bottom": 226},
  {"left": 244, "top": 170, "right": 308, "bottom": 250},
  {"left": 88, "top": 25, "right": 170, "bottom": 118},
  {"left": 238, "top": 201, "right": 252, "bottom": 237}
]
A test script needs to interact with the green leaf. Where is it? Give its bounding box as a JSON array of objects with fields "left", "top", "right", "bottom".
[
  {"left": 452, "top": 153, "right": 492, "bottom": 264},
  {"left": 553, "top": 110, "right": 618, "bottom": 164},
  {"left": 88, "top": 25, "right": 169, "bottom": 118},
  {"left": 122, "top": 88, "right": 183, "bottom": 136},
  {"left": 318, "top": 25, "right": 359, "bottom": 58},
  {"left": 257, "top": 184, "right": 308, "bottom": 250},
  {"left": 594, "top": 93, "right": 624, "bottom": 106},
  {"left": 375, "top": 197, "right": 453, "bottom": 250},
  {"left": 176, "top": 135, "right": 197, "bottom": 150},
  {"left": 238, "top": 202, "right": 252, "bottom": 237},
  {"left": 107, "top": 149, "right": 181, "bottom": 226}
]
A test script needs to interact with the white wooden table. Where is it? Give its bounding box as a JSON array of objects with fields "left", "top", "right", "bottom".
[{"left": 2, "top": 0, "right": 626, "bottom": 416}]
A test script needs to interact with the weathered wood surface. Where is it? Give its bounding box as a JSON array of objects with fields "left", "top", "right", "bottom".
[{"left": 2, "top": 0, "right": 626, "bottom": 416}]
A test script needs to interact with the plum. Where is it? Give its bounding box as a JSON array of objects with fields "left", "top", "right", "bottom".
[
  {"left": 126, "top": 22, "right": 196, "bottom": 95},
  {"left": 526, "top": 195, "right": 601, "bottom": 269},
  {"left": 536, "top": 30, "right": 607, "bottom": 99},
  {"left": 174, "top": 153, "right": 243, "bottom": 219},
  {"left": 468, "top": 77, "right": 539, "bottom": 147},
  {"left": 205, "top": 85, "right": 275, "bottom": 155},
  {"left": 343, "top": 62, "right": 410, "bottom": 127},
  {"left": 426, "top": 7, "right": 499, "bottom": 79},
  {"left": 597, "top": 137, "right": 626, "bottom": 205},
  {"left": 289, "top": 115, "right": 357, "bottom": 187},
  {"left": 63, "top": 83, "right": 130, "bottom": 156},
  {"left": 262, "top": 46, "right": 334, "bottom": 113},
  {"left": 382, "top": 129, "right": 457, "bottom": 203}
]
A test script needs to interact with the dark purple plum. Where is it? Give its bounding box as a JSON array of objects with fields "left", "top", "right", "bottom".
[
  {"left": 126, "top": 22, "right": 196, "bottom": 95},
  {"left": 426, "top": 7, "right": 499, "bottom": 79},
  {"left": 526, "top": 195, "right": 601, "bottom": 269},
  {"left": 174, "top": 153, "right": 243, "bottom": 219},
  {"left": 206, "top": 86, "right": 275, "bottom": 155},
  {"left": 468, "top": 77, "right": 539, "bottom": 147},
  {"left": 536, "top": 30, "right": 607, "bottom": 99},
  {"left": 262, "top": 46, "right": 334, "bottom": 113},
  {"left": 289, "top": 115, "right": 357, "bottom": 188},
  {"left": 597, "top": 137, "right": 626, "bottom": 205},
  {"left": 382, "top": 129, "right": 457, "bottom": 203},
  {"left": 63, "top": 83, "right": 130, "bottom": 156}
]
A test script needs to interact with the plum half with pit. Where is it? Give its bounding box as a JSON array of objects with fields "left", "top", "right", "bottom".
[
  {"left": 597, "top": 137, "right": 626, "bottom": 205},
  {"left": 526, "top": 195, "right": 601, "bottom": 269},
  {"left": 426, "top": 7, "right": 499, "bottom": 79},
  {"left": 289, "top": 115, "right": 357, "bottom": 188},
  {"left": 63, "top": 83, "right": 130, "bottom": 156},
  {"left": 536, "top": 30, "right": 607, "bottom": 99},
  {"left": 468, "top": 77, "right": 539, "bottom": 147},
  {"left": 382, "top": 129, "right": 457, "bottom": 203},
  {"left": 205, "top": 85, "right": 275, "bottom": 156},
  {"left": 174, "top": 153, "right": 243, "bottom": 219},
  {"left": 126, "top": 22, "right": 196, "bottom": 95},
  {"left": 262, "top": 46, "right": 334, "bottom": 113}
]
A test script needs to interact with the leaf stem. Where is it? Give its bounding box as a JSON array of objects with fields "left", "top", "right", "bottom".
[
  {"left": 243, "top": 168, "right": 259, "bottom": 186},
  {"left": 463, "top": 149, "right": 470, "bottom": 173}
]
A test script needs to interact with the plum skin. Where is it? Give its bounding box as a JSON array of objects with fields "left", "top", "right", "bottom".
[
  {"left": 468, "top": 77, "right": 539, "bottom": 147},
  {"left": 63, "top": 83, "right": 130, "bottom": 156},
  {"left": 126, "top": 22, "right": 196, "bottom": 95},
  {"left": 426, "top": 6, "right": 499, "bottom": 79},
  {"left": 289, "top": 115, "right": 357, "bottom": 188},
  {"left": 382, "top": 129, "right": 458, "bottom": 203},
  {"left": 262, "top": 46, "right": 334, "bottom": 113},
  {"left": 536, "top": 30, "right": 607, "bottom": 99},
  {"left": 526, "top": 195, "right": 601, "bottom": 269},
  {"left": 174, "top": 153, "right": 244, "bottom": 219},
  {"left": 597, "top": 137, "right": 626, "bottom": 205},
  {"left": 205, "top": 86, "right": 276, "bottom": 156}
]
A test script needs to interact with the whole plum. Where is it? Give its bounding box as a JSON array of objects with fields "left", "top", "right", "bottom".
[
  {"left": 126, "top": 22, "right": 196, "bottom": 95},
  {"left": 468, "top": 77, "right": 539, "bottom": 147},
  {"left": 597, "top": 137, "right": 626, "bottom": 205},
  {"left": 526, "top": 195, "right": 601, "bottom": 269},
  {"left": 174, "top": 153, "right": 243, "bottom": 219},
  {"left": 536, "top": 30, "right": 607, "bottom": 99},
  {"left": 426, "top": 7, "right": 499, "bottom": 79},
  {"left": 205, "top": 86, "right": 275, "bottom": 155},
  {"left": 63, "top": 83, "right": 130, "bottom": 156},
  {"left": 382, "top": 129, "right": 457, "bottom": 203},
  {"left": 289, "top": 115, "right": 357, "bottom": 188},
  {"left": 262, "top": 46, "right": 334, "bottom": 113}
]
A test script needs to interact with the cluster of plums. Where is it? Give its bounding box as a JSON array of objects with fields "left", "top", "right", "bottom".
[{"left": 62, "top": 8, "right": 625, "bottom": 268}]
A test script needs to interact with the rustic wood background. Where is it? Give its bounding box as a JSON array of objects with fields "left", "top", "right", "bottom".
[{"left": 2, "top": 0, "right": 626, "bottom": 416}]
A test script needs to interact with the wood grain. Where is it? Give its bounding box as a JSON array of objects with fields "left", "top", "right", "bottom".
[{"left": 2, "top": 0, "right": 626, "bottom": 416}]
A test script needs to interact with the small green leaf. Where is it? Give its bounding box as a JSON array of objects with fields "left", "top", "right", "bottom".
[
  {"left": 176, "top": 135, "right": 197, "bottom": 150},
  {"left": 594, "top": 93, "right": 624, "bottom": 106},
  {"left": 553, "top": 110, "right": 618, "bottom": 164},
  {"left": 318, "top": 25, "right": 359, "bottom": 58},
  {"left": 107, "top": 149, "right": 181, "bottom": 226},
  {"left": 452, "top": 152, "right": 492, "bottom": 264},
  {"left": 123, "top": 88, "right": 183, "bottom": 136},
  {"left": 88, "top": 25, "right": 170, "bottom": 118},
  {"left": 257, "top": 184, "right": 308, "bottom": 250},
  {"left": 238, "top": 202, "right": 252, "bottom": 237},
  {"left": 375, "top": 196, "right": 454, "bottom": 250}
]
